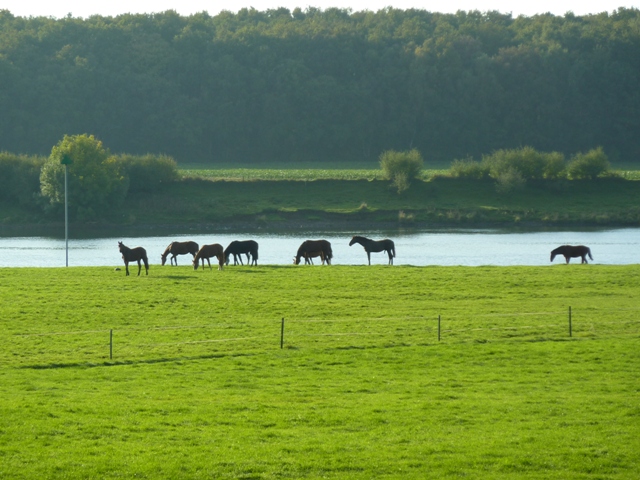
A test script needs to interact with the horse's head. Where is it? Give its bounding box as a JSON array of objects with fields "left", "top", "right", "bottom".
[
  {"left": 161, "top": 253, "right": 167, "bottom": 266},
  {"left": 293, "top": 256, "right": 301, "bottom": 265},
  {"left": 349, "top": 236, "right": 357, "bottom": 246},
  {"left": 118, "top": 241, "right": 124, "bottom": 252}
]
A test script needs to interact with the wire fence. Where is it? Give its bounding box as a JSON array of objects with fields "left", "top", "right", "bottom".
[{"left": 2, "top": 306, "right": 639, "bottom": 367}]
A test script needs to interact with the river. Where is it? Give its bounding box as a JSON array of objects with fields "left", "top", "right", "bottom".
[{"left": 0, "top": 227, "right": 638, "bottom": 267}]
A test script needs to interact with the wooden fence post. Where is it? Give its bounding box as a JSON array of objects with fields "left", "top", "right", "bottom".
[{"left": 280, "top": 318, "right": 285, "bottom": 349}]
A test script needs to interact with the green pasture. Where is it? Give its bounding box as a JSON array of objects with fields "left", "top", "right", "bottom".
[
  {"left": 127, "top": 175, "right": 640, "bottom": 227},
  {"left": 0, "top": 265, "right": 639, "bottom": 478}
]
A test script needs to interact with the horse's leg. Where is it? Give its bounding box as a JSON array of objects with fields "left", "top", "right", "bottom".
[
  {"left": 218, "top": 255, "right": 224, "bottom": 270},
  {"left": 367, "top": 251, "right": 371, "bottom": 265},
  {"left": 565, "top": 255, "right": 570, "bottom": 264},
  {"left": 206, "top": 258, "right": 212, "bottom": 270},
  {"left": 137, "top": 259, "right": 142, "bottom": 276},
  {"left": 125, "top": 260, "right": 130, "bottom": 276}
]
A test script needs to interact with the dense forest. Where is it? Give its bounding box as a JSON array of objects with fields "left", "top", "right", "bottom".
[{"left": 0, "top": 7, "right": 639, "bottom": 164}]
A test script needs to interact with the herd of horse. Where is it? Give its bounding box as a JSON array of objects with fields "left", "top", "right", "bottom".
[{"left": 117, "top": 238, "right": 593, "bottom": 276}]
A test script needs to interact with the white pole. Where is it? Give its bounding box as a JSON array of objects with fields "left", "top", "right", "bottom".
[{"left": 65, "top": 163, "right": 68, "bottom": 267}]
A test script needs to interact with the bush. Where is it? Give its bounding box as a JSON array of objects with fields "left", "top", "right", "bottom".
[
  {"left": 482, "top": 146, "right": 566, "bottom": 180},
  {"left": 495, "top": 167, "right": 526, "bottom": 195},
  {"left": 112, "top": 154, "right": 178, "bottom": 193},
  {"left": 567, "top": 147, "right": 610, "bottom": 179},
  {"left": 379, "top": 149, "right": 424, "bottom": 193},
  {"left": 0, "top": 152, "right": 45, "bottom": 207},
  {"left": 450, "top": 157, "right": 490, "bottom": 179}
]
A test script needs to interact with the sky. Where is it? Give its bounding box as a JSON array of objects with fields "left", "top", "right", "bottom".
[{"left": 2, "top": 0, "right": 638, "bottom": 19}]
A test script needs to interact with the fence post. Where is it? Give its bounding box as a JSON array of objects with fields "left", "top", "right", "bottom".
[
  {"left": 568, "top": 306, "right": 572, "bottom": 337},
  {"left": 438, "top": 315, "right": 441, "bottom": 342},
  {"left": 280, "top": 318, "right": 285, "bottom": 349},
  {"left": 110, "top": 329, "right": 113, "bottom": 359}
]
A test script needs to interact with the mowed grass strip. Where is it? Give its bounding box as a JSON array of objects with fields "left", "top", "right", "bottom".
[{"left": 0, "top": 265, "right": 638, "bottom": 479}]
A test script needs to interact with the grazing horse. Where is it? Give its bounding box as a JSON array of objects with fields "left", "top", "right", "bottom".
[
  {"left": 161, "top": 240, "right": 199, "bottom": 266},
  {"left": 118, "top": 241, "right": 149, "bottom": 276},
  {"left": 293, "top": 250, "right": 325, "bottom": 265},
  {"left": 550, "top": 245, "right": 593, "bottom": 264},
  {"left": 349, "top": 235, "right": 396, "bottom": 265},
  {"left": 294, "top": 240, "right": 332, "bottom": 265},
  {"left": 193, "top": 244, "right": 225, "bottom": 270},
  {"left": 224, "top": 240, "right": 259, "bottom": 266}
]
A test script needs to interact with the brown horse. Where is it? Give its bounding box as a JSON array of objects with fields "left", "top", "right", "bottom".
[
  {"left": 550, "top": 245, "right": 593, "bottom": 264},
  {"left": 161, "top": 240, "right": 199, "bottom": 266},
  {"left": 294, "top": 240, "right": 332, "bottom": 265},
  {"left": 293, "top": 250, "right": 325, "bottom": 265},
  {"left": 118, "top": 241, "right": 149, "bottom": 276},
  {"left": 193, "top": 244, "right": 225, "bottom": 270}
]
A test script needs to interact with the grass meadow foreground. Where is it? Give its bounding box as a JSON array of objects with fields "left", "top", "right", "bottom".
[{"left": 0, "top": 265, "right": 639, "bottom": 478}]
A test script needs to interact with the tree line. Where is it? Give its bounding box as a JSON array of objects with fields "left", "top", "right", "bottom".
[{"left": 0, "top": 7, "right": 639, "bottom": 164}]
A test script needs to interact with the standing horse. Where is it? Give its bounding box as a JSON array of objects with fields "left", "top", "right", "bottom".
[
  {"left": 224, "top": 240, "right": 259, "bottom": 266},
  {"left": 118, "top": 241, "right": 149, "bottom": 276},
  {"left": 550, "top": 245, "right": 593, "bottom": 264},
  {"left": 161, "top": 240, "right": 199, "bottom": 266},
  {"left": 349, "top": 236, "right": 396, "bottom": 265},
  {"left": 294, "top": 240, "right": 332, "bottom": 265},
  {"left": 193, "top": 244, "right": 225, "bottom": 270}
]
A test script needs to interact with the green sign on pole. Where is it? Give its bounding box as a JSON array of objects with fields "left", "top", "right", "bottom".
[{"left": 60, "top": 155, "right": 72, "bottom": 165}]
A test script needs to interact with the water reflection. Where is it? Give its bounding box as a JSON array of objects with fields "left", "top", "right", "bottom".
[{"left": 0, "top": 228, "right": 638, "bottom": 267}]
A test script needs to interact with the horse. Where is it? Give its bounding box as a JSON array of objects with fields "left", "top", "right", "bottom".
[
  {"left": 193, "top": 244, "right": 225, "bottom": 270},
  {"left": 349, "top": 235, "right": 396, "bottom": 265},
  {"left": 161, "top": 240, "right": 199, "bottom": 266},
  {"left": 224, "top": 240, "right": 259, "bottom": 266},
  {"left": 118, "top": 241, "right": 149, "bottom": 276},
  {"left": 293, "top": 250, "right": 325, "bottom": 265},
  {"left": 550, "top": 245, "right": 593, "bottom": 264},
  {"left": 294, "top": 240, "right": 332, "bottom": 265}
]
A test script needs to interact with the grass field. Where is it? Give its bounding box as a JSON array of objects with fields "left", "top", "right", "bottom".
[
  {"left": 123, "top": 175, "right": 640, "bottom": 227},
  {"left": 1, "top": 265, "right": 638, "bottom": 478}
]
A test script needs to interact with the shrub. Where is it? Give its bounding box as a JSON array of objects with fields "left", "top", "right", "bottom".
[
  {"left": 482, "top": 146, "right": 566, "bottom": 180},
  {"left": 379, "top": 149, "right": 424, "bottom": 193},
  {"left": 112, "top": 154, "right": 178, "bottom": 193},
  {"left": 494, "top": 167, "right": 526, "bottom": 195},
  {"left": 0, "top": 152, "right": 45, "bottom": 207},
  {"left": 567, "top": 147, "right": 610, "bottom": 179},
  {"left": 450, "top": 157, "right": 489, "bottom": 179}
]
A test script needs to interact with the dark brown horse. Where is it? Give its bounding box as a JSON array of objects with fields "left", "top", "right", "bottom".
[
  {"left": 294, "top": 240, "right": 332, "bottom": 265},
  {"left": 550, "top": 245, "right": 593, "bottom": 264},
  {"left": 193, "top": 244, "right": 225, "bottom": 270},
  {"left": 349, "top": 235, "right": 395, "bottom": 265},
  {"left": 161, "top": 240, "right": 199, "bottom": 266},
  {"left": 118, "top": 241, "right": 149, "bottom": 276},
  {"left": 224, "top": 240, "right": 259, "bottom": 266},
  {"left": 293, "top": 250, "right": 325, "bottom": 265}
]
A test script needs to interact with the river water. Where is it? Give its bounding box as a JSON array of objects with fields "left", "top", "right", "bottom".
[{"left": 0, "top": 227, "right": 638, "bottom": 267}]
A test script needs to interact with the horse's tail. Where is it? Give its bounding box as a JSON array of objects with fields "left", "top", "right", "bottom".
[
  {"left": 143, "top": 253, "right": 149, "bottom": 272},
  {"left": 587, "top": 247, "right": 593, "bottom": 260},
  {"left": 391, "top": 242, "right": 396, "bottom": 257}
]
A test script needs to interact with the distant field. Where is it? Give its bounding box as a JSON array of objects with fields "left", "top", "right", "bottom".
[
  {"left": 0, "top": 265, "right": 638, "bottom": 478},
  {"left": 178, "top": 162, "right": 639, "bottom": 181},
  {"left": 178, "top": 162, "right": 450, "bottom": 181}
]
